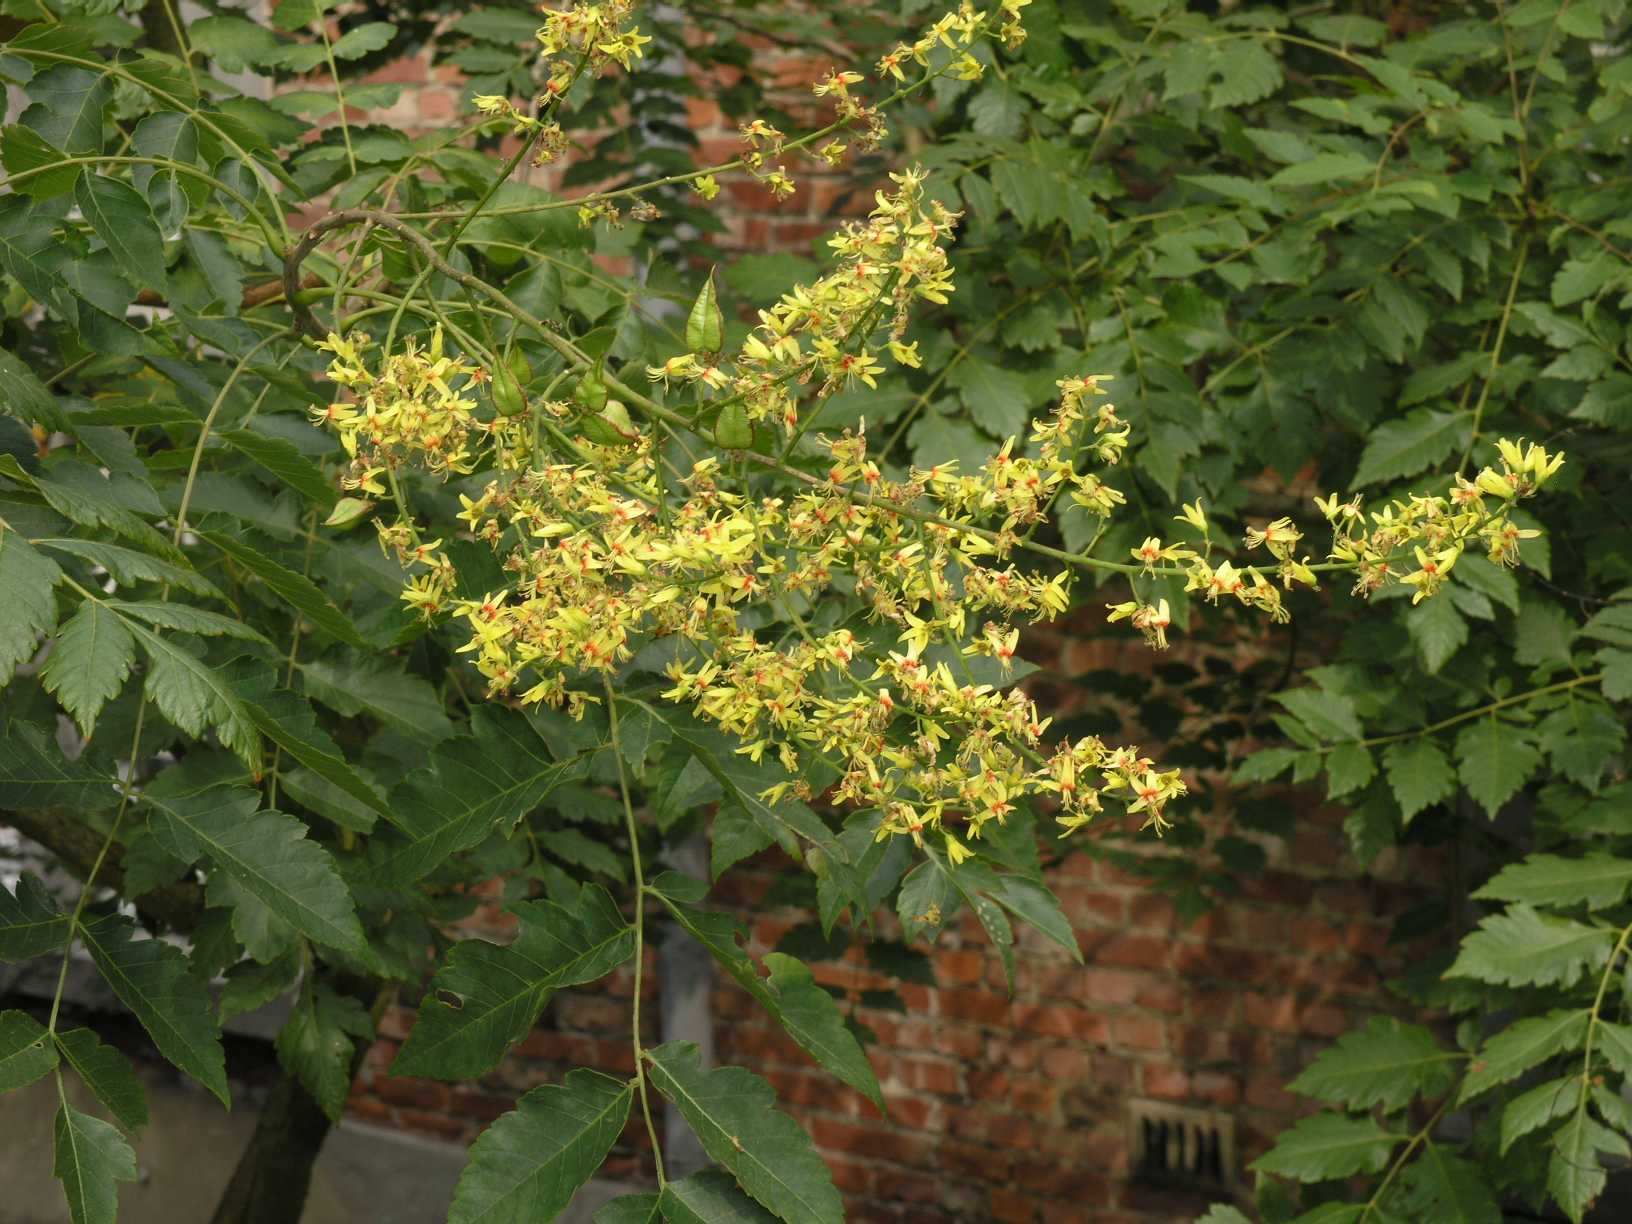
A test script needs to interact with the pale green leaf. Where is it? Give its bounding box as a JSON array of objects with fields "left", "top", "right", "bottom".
[
  {"left": 1407, "top": 595, "right": 1467, "bottom": 674},
  {"left": 130, "top": 622, "right": 261, "bottom": 768},
  {"left": 1549, "top": 1112, "right": 1627, "bottom": 1222},
  {"left": 1500, "top": 1076, "right": 1577, "bottom": 1154},
  {"left": 1350, "top": 411, "right": 1464, "bottom": 487},
  {"left": 1475, "top": 853, "right": 1632, "bottom": 911},
  {"left": 74, "top": 174, "right": 166, "bottom": 293}
]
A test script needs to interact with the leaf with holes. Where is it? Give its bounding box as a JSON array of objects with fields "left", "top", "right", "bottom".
[{"left": 392, "top": 882, "right": 633, "bottom": 1079}]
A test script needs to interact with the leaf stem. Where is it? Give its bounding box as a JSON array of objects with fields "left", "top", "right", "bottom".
[{"left": 605, "top": 677, "right": 667, "bottom": 1188}]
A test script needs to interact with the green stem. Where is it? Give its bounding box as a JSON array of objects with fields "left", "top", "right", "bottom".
[
  {"left": 1460, "top": 233, "right": 1531, "bottom": 473},
  {"left": 605, "top": 678, "right": 666, "bottom": 1188}
]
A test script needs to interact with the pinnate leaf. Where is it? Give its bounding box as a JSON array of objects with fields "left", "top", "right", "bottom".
[
  {"left": 1288, "top": 1017, "right": 1454, "bottom": 1112},
  {"left": 1461, "top": 1010, "right": 1590, "bottom": 1103},
  {"left": 645, "top": 1042, "right": 844, "bottom": 1224},
  {"left": 0, "top": 1008, "right": 59, "bottom": 1092},
  {"left": 54, "top": 1102, "right": 137, "bottom": 1224},
  {"left": 1448, "top": 905, "right": 1614, "bottom": 989},
  {"left": 447, "top": 1069, "right": 631, "bottom": 1224},
  {"left": 40, "top": 601, "right": 135, "bottom": 736},
  {"left": 1249, "top": 1112, "right": 1403, "bottom": 1181},
  {"left": 0, "top": 526, "right": 61, "bottom": 685},
  {"left": 143, "top": 778, "right": 367, "bottom": 957},
  {"left": 1475, "top": 853, "right": 1632, "bottom": 911},
  {"left": 79, "top": 913, "right": 228, "bottom": 1104},
  {"left": 56, "top": 1028, "right": 148, "bottom": 1131},
  {"left": 392, "top": 882, "right": 633, "bottom": 1079}
]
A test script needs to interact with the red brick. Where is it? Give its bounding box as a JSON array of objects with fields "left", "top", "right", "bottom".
[
  {"left": 1110, "top": 1013, "right": 1167, "bottom": 1051},
  {"left": 1193, "top": 1070, "right": 1242, "bottom": 1107},
  {"left": 1141, "top": 1063, "right": 1190, "bottom": 1100},
  {"left": 894, "top": 1057, "right": 960, "bottom": 1096},
  {"left": 942, "top": 988, "right": 1011, "bottom": 1025},
  {"left": 936, "top": 948, "right": 987, "bottom": 986},
  {"left": 376, "top": 1076, "right": 448, "bottom": 1111},
  {"left": 1243, "top": 992, "right": 1300, "bottom": 1034},
  {"left": 1087, "top": 932, "right": 1169, "bottom": 971},
  {"left": 990, "top": 1186, "right": 1033, "bottom": 1223},
  {"left": 1039, "top": 1045, "right": 1091, "bottom": 1080}
]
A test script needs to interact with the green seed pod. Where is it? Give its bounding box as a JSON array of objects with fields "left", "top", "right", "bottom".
[
  {"left": 491, "top": 367, "right": 527, "bottom": 417},
  {"left": 714, "top": 403, "right": 752, "bottom": 450},
  {"left": 685, "top": 267, "right": 724, "bottom": 355},
  {"left": 323, "top": 497, "right": 375, "bottom": 529},
  {"left": 579, "top": 400, "right": 637, "bottom": 447},
  {"left": 506, "top": 348, "right": 533, "bottom": 388},
  {"left": 573, "top": 366, "right": 609, "bottom": 414}
]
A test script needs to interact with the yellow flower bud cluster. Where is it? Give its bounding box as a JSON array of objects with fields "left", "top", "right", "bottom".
[
  {"left": 648, "top": 171, "right": 959, "bottom": 435},
  {"left": 538, "top": 1, "right": 651, "bottom": 74},
  {"left": 1321, "top": 440, "right": 1562, "bottom": 603},
  {"left": 315, "top": 328, "right": 1184, "bottom": 848}
]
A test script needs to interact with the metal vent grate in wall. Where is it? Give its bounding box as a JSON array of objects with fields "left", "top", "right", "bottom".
[{"left": 1126, "top": 1100, "right": 1236, "bottom": 1192}]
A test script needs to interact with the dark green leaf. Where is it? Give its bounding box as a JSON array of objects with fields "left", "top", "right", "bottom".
[
  {"left": 1448, "top": 905, "right": 1613, "bottom": 989},
  {"left": 1288, "top": 1017, "right": 1454, "bottom": 1111},
  {"left": 1250, "top": 1112, "right": 1403, "bottom": 1181},
  {"left": 0, "top": 525, "right": 62, "bottom": 685},
  {"left": 0, "top": 1008, "right": 58, "bottom": 1092},
  {"left": 1461, "top": 1011, "right": 1590, "bottom": 1102},
  {"left": 55, "top": 1028, "right": 148, "bottom": 1131},
  {"left": 645, "top": 1042, "right": 844, "bottom": 1224},
  {"left": 0, "top": 872, "right": 70, "bottom": 961},
  {"left": 198, "top": 530, "right": 363, "bottom": 647},
  {"left": 448, "top": 1069, "right": 632, "bottom": 1224},
  {"left": 80, "top": 912, "right": 228, "bottom": 1105},
  {"left": 1476, "top": 853, "right": 1632, "bottom": 912},
  {"left": 54, "top": 1102, "right": 137, "bottom": 1224},
  {"left": 275, "top": 980, "right": 373, "bottom": 1122},
  {"left": 660, "top": 1169, "right": 780, "bottom": 1223},
  {"left": 74, "top": 174, "right": 166, "bottom": 293},
  {"left": 1456, "top": 719, "right": 1540, "bottom": 817},
  {"left": 40, "top": 601, "right": 136, "bottom": 735}
]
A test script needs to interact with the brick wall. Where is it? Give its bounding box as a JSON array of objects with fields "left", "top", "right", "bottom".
[{"left": 324, "top": 34, "right": 1446, "bottom": 1224}]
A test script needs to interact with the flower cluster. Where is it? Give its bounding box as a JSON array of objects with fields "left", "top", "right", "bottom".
[
  {"left": 646, "top": 170, "right": 958, "bottom": 435},
  {"left": 1321, "top": 439, "right": 1563, "bottom": 602}
]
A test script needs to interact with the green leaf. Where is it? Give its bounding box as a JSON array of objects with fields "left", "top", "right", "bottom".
[
  {"left": 660, "top": 1170, "right": 781, "bottom": 1223},
  {"left": 1461, "top": 1010, "right": 1591, "bottom": 1103},
  {"left": 1377, "top": 737, "right": 1455, "bottom": 825},
  {"left": 33, "top": 538, "right": 220, "bottom": 599},
  {"left": 1455, "top": 718, "right": 1540, "bottom": 816},
  {"left": 949, "top": 356, "right": 1032, "bottom": 438},
  {"left": 74, "top": 174, "right": 166, "bottom": 293},
  {"left": 1268, "top": 153, "right": 1375, "bottom": 188},
  {"left": 0, "top": 723, "right": 117, "bottom": 813},
  {"left": 210, "top": 429, "right": 337, "bottom": 509},
  {"left": 21, "top": 65, "right": 109, "bottom": 156},
  {"left": 0, "top": 872, "right": 69, "bottom": 961},
  {"left": 1448, "top": 905, "right": 1613, "bottom": 989},
  {"left": 763, "top": 953, "right": 884, "bottom": 1110},
  {"left": 447, "top": 1069, "right": 632, "bottom": 1224},
  {"left": 79, "top": 913, "right": 228, "bottom": 1105},
  {"left": 39, "top": 601, "right": 135, "bottom": 735},
  {"left": 105, "top": 600, "right": 269, "bottom": 644},
  {"left": 1274, "top": 687, "right": 1363, "bottom": 743},
  {"left": 645, "top": 1042, "right": 844, "bottom": 1224},
  {"left": 1350, "top": 411, "right": 1465, "bottom": 487},
  {"left": 1501, "top": 1076, "right": 1576, "bottom": 1154},
  {"left": 142, "top": 778, "right": 367, "bottom": 957},
  {"left": 1515, "top": 600, "right": 1576, "bottom": 668},
  {"left": 1476, "top": 853, "right": 1632, "bottom": 911},
  {"left": 374, "top": 707, "right": 588, "bottom": 882},
  {"left": 55, "top": 1028, "right": 148, "bottom": 1131},
  {"left": 595, "top": 1194, "right": 662, "bottom": 1224},
  {"left": 686, "top": 268, "right": 723, "bottom": 354},
  {"left": 1288, "top": 1017, "right": 1454, "bottom": 1112},
  {"left": 301, "top": 658, "right": 454, "bottom": 744},
  {"left": 198, "top": 530, "right": 364, "bottom": 647},
  {"left": 1325, "top": 742, "right": 1376, "bottom": 799},
  {"left": 0, "top": 1008, "right": 59, "bottom": 1092},
  {"left": 986, "top": 873, "right": 1081, "bottom": 961},
  {"left": 1579, "top": 601, "right": 1632, "bottom": 649},
  {"left": 1407, "top": 595, "right": 1467, "bottom": 674},
  {"left": 2, "top": 123, "right": 80, "bottom": 198},
  {"left": 651, "top": 882, "right": 883, "bottom": 1110},
  {"left": 1599, "top": 649, "right": 1632, "bottom": 702},
  {"left": 1549, "top": 1112, "right": 1627, "bottom": 1222},
  {"left": 331, "top": 21, "right": 395, "bottom": 59},
  {"left": 54, "top": 1102, "right": 137, "bottom": 1224},
  {"left": 0, "top": 525, "right": 62, "bottom": 685},
  {"left": 392, "top": 883, "right": 634, "bottom": 1079},
  {"left": 1396, "top": 1144, "right": 1500, "bottom": 1224},
  {"left": 275, "top": 980, "right": 373, "bottom": 1122},
  {"left": 1249, "top": 1112, "right": 1403, "bottom": 1181},
  {"left": 128, "top": 621, "right": 261, "bottom": 768}
]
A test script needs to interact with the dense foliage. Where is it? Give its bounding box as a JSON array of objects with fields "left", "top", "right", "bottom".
[{"left": 0, "top": 2, "right": 1626, "bottom": 1224}]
